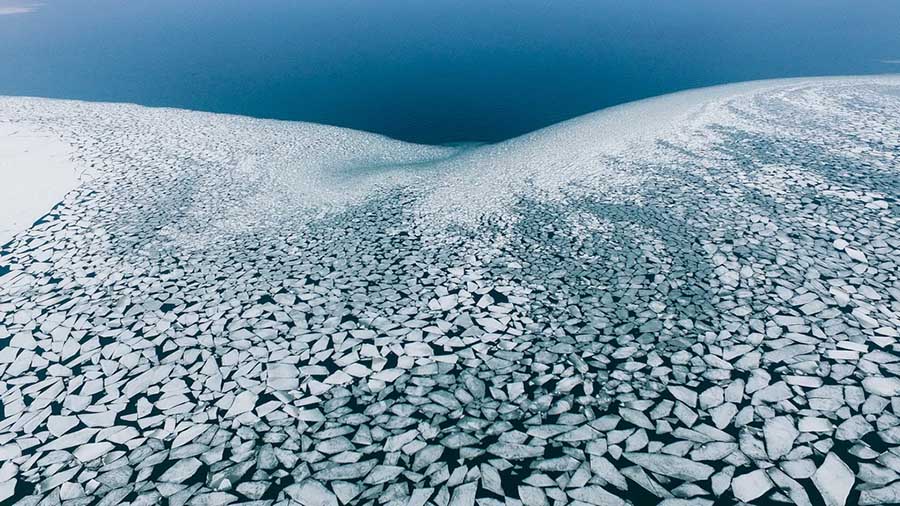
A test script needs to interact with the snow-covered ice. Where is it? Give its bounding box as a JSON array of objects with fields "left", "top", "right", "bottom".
[
  {"left": 0, "top": 121, "right": 93, "bottom": 244},
  {"left": 1, "top": 76, "right": 899, "bottom": 505}
]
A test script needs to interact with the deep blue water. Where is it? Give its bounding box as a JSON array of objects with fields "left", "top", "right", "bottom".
[{"left": 1, "top": 0, "right": 899, "bottom": 144}]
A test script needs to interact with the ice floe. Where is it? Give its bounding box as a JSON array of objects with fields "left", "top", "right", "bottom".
[{"left": 0, "top": 75, "right": 899, "bottom": 505}]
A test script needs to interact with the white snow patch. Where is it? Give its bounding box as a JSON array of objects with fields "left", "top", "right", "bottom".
[{"left": 0, "top": 122, "right": 92, "bottom": 244}]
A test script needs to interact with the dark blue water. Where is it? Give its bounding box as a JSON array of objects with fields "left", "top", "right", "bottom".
[{"left": 1, "top": 0, "right": 899, "bottom": 144}]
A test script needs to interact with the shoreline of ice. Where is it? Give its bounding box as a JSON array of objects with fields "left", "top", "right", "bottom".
[{"left": 2, "top": 74, "right": 897, "bottom": 244}]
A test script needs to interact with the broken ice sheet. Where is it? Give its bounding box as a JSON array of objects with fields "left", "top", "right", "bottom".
[{"left": 1, "top": 77, "right": 900, "bottom": 505}]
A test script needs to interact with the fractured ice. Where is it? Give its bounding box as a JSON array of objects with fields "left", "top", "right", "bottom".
[{"left": 1, "top": 76, "right": 900, "bottom": 505}]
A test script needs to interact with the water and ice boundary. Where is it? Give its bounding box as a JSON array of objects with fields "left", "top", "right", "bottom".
[
  {"left": 1, "top": 76, "right": 899, "bottom": 505},
  {"left": 3, "top": 75, "right": 896, "bottom": 243}
]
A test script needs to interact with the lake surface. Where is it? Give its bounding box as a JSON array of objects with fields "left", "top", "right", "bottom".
[{"left": 1, "top": 0, "right": 899, "bottom": 144}]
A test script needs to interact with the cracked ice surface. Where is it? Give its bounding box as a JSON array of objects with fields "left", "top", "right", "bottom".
[{"left": 1, "top": 76, "right": 900, "bottom": 506}]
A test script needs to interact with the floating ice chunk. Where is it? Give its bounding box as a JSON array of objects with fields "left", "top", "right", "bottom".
[
  {"left": 813, "top": 453, "right": 854, "bottom": 506},
  {"left": 731, "top": 469, "right": 773, "bottom": 502},
  {"left": 623, "top": 452, "right": 714, "bottom": 481}
]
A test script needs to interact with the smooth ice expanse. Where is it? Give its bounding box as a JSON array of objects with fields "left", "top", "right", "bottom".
[
  {"left": 0, "top": 76, "right": 900, "bottom": 506},
  {"left": 0, "top": 122, "right": 93, "bottom": 245}
]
